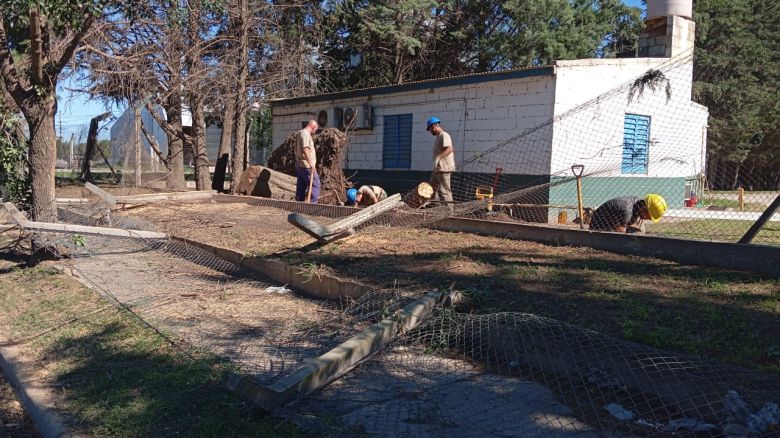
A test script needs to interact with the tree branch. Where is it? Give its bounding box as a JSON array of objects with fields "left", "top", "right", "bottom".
[
  {"left": 54, "top": 13, "right": 96, "bottom": 78},
  {"left": 144, "top": 101, "right": 190, "bottom": 144},
  {"left": 29, "top": 8, "right": 45, "bottom": 86},
  {"left": 0, "top": 17, "right": 29, "bottom": 106},
  {"left": 140, "top": 118, "right": 171, "bottom": 169}
]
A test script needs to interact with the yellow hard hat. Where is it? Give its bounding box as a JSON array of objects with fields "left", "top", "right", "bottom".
[{"left": 644, "top": 194, "right": 667, "bottom": 222}]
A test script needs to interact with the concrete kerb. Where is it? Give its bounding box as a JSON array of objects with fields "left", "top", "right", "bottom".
[
  {"left": 433, "top": 217, "right": 780, "bottom": 277},
  {"left": 0, "top": 342, "right": 73, "bottom": 438},
  {"left": 227, "top": 290, "right": 453, "bottom": 411},
  {"left": 217, "top": 195, "right": 779, "bottom": 276},
  {"left": 171, "top": 236, "right": 374, "bottom": 300}
]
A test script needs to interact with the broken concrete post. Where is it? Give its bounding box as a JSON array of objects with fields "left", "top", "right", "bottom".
[
  {"left": 2, "top": 202, "right": 168, "bottom": 240},
  {"left": 85, "top": 182, "right": 117, "bottom": 205},
  {"left": 227, "top": 290, "right": 452, "bottom": 410},
  {"left": 287, "top": 193, "right": 403, "bottom": 242}
]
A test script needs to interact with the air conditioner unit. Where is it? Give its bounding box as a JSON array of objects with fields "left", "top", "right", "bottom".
[
  {"left": 343, "top": 105, "right": 373, "bottom": 130},
  {"left": 315, "top": 108, "right": 344, "bottom": 129}
]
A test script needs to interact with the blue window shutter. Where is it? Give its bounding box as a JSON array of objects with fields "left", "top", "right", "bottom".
[
  {"left": 622, "top": 114, "right": 650, "bottom": 174},
  {"left": 383, "top": 114, "right": 413, "bottom": 169}
]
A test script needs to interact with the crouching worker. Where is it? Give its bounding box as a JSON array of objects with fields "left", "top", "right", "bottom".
[
  {"left": 346, "top": 185, "right": 388, "bottom": 207},
  {"left": 589, "top": 194, "right": 667, "bottom": 233}
]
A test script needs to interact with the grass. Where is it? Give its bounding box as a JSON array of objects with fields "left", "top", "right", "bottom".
[
  {"left": 700, "top": 197, "right": 766, "bottom": 212},
  {"left": 647, "top": 219, "right": 780, "bottom": 245},
  {"left": 0, "top": 254, "right": 299, "bottom": 437},
  {"left": 301, "top": 228, "right": 780, "bottom": 373}
]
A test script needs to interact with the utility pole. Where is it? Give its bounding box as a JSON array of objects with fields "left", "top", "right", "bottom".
[
  {"left": 68, "top": 133, "right": 75, "bottom": 170},
  {"left": 134, "top": 108, "right": 142, "bottom": 187}
]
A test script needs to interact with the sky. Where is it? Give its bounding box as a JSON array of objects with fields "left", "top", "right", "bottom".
[{"left": 54, "top": 0, "right": 647, "bottom": 142}]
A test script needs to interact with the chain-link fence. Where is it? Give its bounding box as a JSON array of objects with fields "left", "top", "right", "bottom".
[
  {"left": 341, "top": 50, "right": 778, "bottom": 246},
  {"left": 4, "top": 197, "right": 779, "bottom": 436}
]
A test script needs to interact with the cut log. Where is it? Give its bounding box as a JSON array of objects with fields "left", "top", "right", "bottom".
[
  {"left": 236, "top": 165, "right": 297, "bottom": 200},
  {"left": 405, "top": 182, "right": 434, "bottom": 209}
]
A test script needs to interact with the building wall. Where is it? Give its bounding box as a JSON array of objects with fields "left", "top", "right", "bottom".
[
  {"left": 111, "top": 105, "right": 225, "bottom": 167},
  {"left": 549, "top": 58, "right": 708, "bottom": 211},
  {"left": 551, "top": 59, "right": 707, "bottom": 176},
  {"left": 271, "top": 73, "right": 557, "bottom": 182},
  {"left": 109, "top": 106, "right": 168, "bottom": 167}
]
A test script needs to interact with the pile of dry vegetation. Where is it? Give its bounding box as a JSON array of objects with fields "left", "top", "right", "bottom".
[{"left": 267, "top": 128, "right": 350, "bottom": 205}]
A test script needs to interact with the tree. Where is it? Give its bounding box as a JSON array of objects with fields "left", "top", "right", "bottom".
[
  {"left": 80, "top": 0, "right": 225, "bottom": 190},
  {"left": 320, "top": 0, "right": 643, "bottom": 89},
  {"left": 1, "top": 88, "right": 30, "bottom": 205},
  {"left": 693, "top": 0, "right": 779, "bottom": 189},
  {"left": 229, "top": 0, "right": 251, "bottom": 194},
  {"left": 0, "top": 1, "right": 103, "bottom": 221}
]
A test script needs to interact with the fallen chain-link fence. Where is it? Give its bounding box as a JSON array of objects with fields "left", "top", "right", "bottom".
[{"left": 3, "top": 199, "right": 778, "bottom": 437}]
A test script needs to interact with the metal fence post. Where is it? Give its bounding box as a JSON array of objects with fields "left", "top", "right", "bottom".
[{"left": 738, "top": 195, "right": 780, "bottom": 244}]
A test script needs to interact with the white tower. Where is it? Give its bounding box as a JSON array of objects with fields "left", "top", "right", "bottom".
[{"left": 639, "top": 0, "right": 695, "bottom": 58}]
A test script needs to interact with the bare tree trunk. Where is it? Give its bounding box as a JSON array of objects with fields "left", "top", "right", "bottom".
[
  {"left": 164, "top": 97, "right": 186, "bottom": 190},
  {"left": 191, "top": 100, "right": 211, "bottom": 190},
  {"left": 212, "top": 101, "right": 234, "bottom": 192},
  {"left": 25, "top": 100, "right": 57, "bottom": 222},
  {"left": 80, "top": 112, "right": 111, "bottom": 182},
  {"left": 229, "top": 0, "right": 250, "bottom": 194}
]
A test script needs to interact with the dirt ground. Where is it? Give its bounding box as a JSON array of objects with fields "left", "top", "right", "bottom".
[
  {"left": 0, "top": 371, "right": 39, "bottom": 438},
  {"left": 117, "top": 200, "right": 779, "bottom": 372}
]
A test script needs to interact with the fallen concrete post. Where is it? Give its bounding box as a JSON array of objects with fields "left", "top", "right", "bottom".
[
  {"left": 114, "top": 190, "right": 216, "bottom": 204},
  {"left": 287, "top": 193, "right": 403, "bottom": 242},
  {"left": 85, "top": 182, "right": 117, "bottom": 205},
  {"left": 227, "top": 290, "right": 452, "bottom": 410},
  {"left": 287, "top": 213, "right": 334, "bottom": 241},
  {"left": 85, "top": 182, "right": 215, "bottom": 206},
  {"left": 3, "top": 202, "right": 168, "bottom": 240}
]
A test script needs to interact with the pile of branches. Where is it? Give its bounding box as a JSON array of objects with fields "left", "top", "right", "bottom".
[{"left": 267, "top": 128, "right": 350, "bottom": 204}]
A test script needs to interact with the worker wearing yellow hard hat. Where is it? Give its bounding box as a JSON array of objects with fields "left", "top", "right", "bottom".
[{"left": 589, "top": 194, "right": 667, "bottom": 233}]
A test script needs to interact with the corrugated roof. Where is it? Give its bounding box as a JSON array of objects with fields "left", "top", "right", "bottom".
[{"left": 270, "top": 65, "right": 555, "bottom": 107}]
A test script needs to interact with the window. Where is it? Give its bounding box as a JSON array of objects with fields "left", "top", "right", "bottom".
[
  {"left": 383, "top": 114, "right": 413, "bottom": 169},
  {"left": 622, "top": 114, "right": 650, "bottom": 174}
]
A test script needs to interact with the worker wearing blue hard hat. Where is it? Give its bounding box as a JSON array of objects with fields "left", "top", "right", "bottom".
[
  {"left": 427, "top": 116, "right": 455, "bottom": 211},
  {"left": 346, "top": 185, "right": 388, "bottom": 207}
]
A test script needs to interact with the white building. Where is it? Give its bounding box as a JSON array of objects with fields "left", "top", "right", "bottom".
[{"left": 270, "top": 7, "right": 708, "bottom": 213}]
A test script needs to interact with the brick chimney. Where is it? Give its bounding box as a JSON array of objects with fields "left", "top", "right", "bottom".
[{"left": 638, "top": 1, "right": 695, "bottom": 58}]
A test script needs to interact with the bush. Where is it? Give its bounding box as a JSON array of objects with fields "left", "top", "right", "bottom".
[{"left": 0, "top": 107, "right": 31, "bottom": 206}]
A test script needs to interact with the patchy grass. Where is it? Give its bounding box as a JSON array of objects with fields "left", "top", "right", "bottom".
[
  {"left": 647, "top": 219, "right": 780, "bottom": 245},
  {"left": 0, "top": 252, "right": 299, "bottom": 437},
  {"left": 700, "top": 197, "right": 765, "bottom": 212},
  {"left": 116, "top": 202, "right": 780, "bottom": 372},
  {"left": 302, "top": 228, "right": 780, "bottom": 373}
]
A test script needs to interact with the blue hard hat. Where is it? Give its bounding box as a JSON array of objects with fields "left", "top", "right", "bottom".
[
  {"left": 346, "top": 188, "right": 358, "bottom": 205},
  {"left": 426, "top": 117, "right": 441, "bottom": 130}
]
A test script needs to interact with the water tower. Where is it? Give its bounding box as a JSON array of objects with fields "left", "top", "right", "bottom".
[{"left": 639, "top": 0, "right": 695, "bottom": 58}]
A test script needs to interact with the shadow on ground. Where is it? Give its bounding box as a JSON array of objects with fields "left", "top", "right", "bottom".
[
  {"left": 41, "top": 318, "right": 299, "bottom": 437},
  {"left": 300, "top": 242, "right": 779, "bottom": 372}
]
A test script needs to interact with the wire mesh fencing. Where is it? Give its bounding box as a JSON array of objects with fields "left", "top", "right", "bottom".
[
  {"left": 4, "top": 198, "right": 779, "bottom": 437},
  {"left": 328, "top": 49, "right": 778, "bottom": 246}
]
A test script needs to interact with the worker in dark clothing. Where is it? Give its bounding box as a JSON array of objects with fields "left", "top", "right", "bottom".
[{"left": 589, "top": 194, "right": 667, "bottom": 233}]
